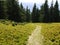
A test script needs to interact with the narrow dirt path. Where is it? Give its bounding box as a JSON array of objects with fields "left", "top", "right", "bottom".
[{"left": 27, "top": 25, "right": 44, "bottom": 45}]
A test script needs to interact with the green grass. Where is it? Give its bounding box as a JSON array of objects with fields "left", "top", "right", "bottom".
[
  {"left": 0, "top": 22, "right": 36, "bottom": 45},
  {"left": 0, "top": 21, "right": 60, "bottom": 45},
  {"left": 41, "top": 23, "right": 60, "bottom": 45}
]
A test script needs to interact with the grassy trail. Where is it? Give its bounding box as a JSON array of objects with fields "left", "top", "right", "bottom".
[{"left": 27, "top": 25, "right": 44, "bottom": 45}]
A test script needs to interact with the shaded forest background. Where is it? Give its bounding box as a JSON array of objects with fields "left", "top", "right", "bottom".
[{"left": 0, "top": 0, "right": 60, "bottom": 23}]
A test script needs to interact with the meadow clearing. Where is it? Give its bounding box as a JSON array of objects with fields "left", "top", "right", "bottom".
[{"left": 0, "top": 21, "right": 60, "bottom": 45}]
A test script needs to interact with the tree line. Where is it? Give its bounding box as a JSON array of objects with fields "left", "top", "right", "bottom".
[{"left": 0, "top": 0, "right": 60, "bottom": 23}]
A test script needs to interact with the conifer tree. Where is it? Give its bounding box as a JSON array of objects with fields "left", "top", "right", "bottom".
[
  {"left": 49, "top": 0, "right": 54, "bottom": 22},
  {"left": 36, "top": 8, "right": 40, "bottom": 22},
  {"left": 54, "top": 0, "right": 59, "bottom": 22},
  {"left": 43, "top": 0, "right": 49, "bottom": 22},
  {"left": 19, "top": 3, "right": 26, "bottom": 22},
  {"left": 26, "top": 6, "right": 30, "bottom": 22},
  {"left": 40, "top": 4, "right": 44, "bottom": 22},
  {"left": 0, "top": 1, "right": 5, "bottom": 19},
  {"left": 31, "top": 3, "right": 37, "bottom": 22},
  {"left": 7, "top": 0, "right": 21, "bottom": 22}
]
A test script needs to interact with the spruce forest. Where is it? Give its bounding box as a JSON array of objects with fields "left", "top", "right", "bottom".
[{"left": 0, "top": 0, "right": 60, "bottom": 23}]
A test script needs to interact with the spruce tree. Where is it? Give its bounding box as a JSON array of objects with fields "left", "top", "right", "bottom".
[
  {"left": 31, "top": 3, "right": 40, "bottom": 22},
  {"left": 26, "top": 6, "right": 30, "bottom": 22},
  {"left": 19, "top": 3, "right": 26, "bottom": 22},
  {"left": 0, "top": 1, "right": 5, "bottom": 19},
  {"left": 36, "top": 8, "right": 40, "bottom": 22},
  {"left": 7, "top": 0, "right": 21, "bottom": 22},
  {"left": 54, "top": 0, "right": 59, "bottom": 22},
  {"left": 40, "top": 4, "right": 44, "bottom": 22},
  {"left": 49, "top": 0, "right": 54, "bottom": 22},
  {"left": 31, "top": 3, "right": 37, "bottom": 22},
  {"left": 43, "top": 0, "right": 49, "bottom": 23}
]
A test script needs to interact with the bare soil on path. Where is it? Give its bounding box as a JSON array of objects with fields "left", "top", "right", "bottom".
[{"left": 27, "top": 25, "right": 44, "bottom": 45}]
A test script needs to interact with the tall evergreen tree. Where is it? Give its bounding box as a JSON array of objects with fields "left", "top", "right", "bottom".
[
  {"left": 19, "top": 3, "right": 26, "bottom": 22},
  {"left": 49, "top": 0, "right": 54, "bottom": 22},
  {"left": 43, "top": 0, "right": 49, "bottom": 22},
  {"left": 31, "top": 3, "right": 40, "bottom": 22},
  {"left": 40, "top": 4, "right": 44, "bottom": 22},
  {"left": 54, "top": 0, "right": 59, "bottom": 22},
  {"left": 36, "top": 8, "right": 40, "bottom": 22},
  {"left": 0, "top": 1, "right": 5, "bottom": 19},
  {"left": 31, "top": 3, "right": 37, "bottom": 22},
  {"left": 26, "top": 6, "right": 30, "bottom": 22},
  {"left": 7, "top": 0, "right": 21, "bottom": 22}
]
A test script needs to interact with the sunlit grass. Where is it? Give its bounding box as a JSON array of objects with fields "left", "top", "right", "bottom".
[
  {"left": 41, "top": 23, "right": 60, "bottom": 45},
  {"left": 0, "top": 21, "right": 60, "bottom": 45},
  {"left": 0, "top": 22, "right": 36, "bottom": 45}
]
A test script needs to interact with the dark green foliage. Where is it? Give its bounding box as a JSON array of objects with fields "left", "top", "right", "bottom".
[
  {"left": 49, "top": 0, "right": 54, "bottom": 22},
  {"left": 54, "top": 0, "right": 59, "bottom": 22},
  {"left": 43, "top": 0, "right": 59, "bottom": 22},
  {"left": 40, "top": 4, "right": 44, "bottom": 22},
  {"left": 31, "top": 3, "right": 40, "bottom": 22},
  {"left": 35, "top": 8, "right": 40, "bottom": 22},
  {"left": 19, "top": 3, "right": 26, "bottom": 22},
  {"left": 0, "top": 0, "right": 60, "bottom": 22},
  {"left": 31, "top": 3, "right": 37, "bottom": 22},
  {"left": 43, "top": 0, "right": 49, "bottom": 23},
  {"left": 0, "top": 1, "right": 6, "bottom": 19},
  {"left": 7, "top": 0, "right": 21, "bottom": 22},
  {"left": 26, "top": 6, "right": 30, "bottom": 22}
]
